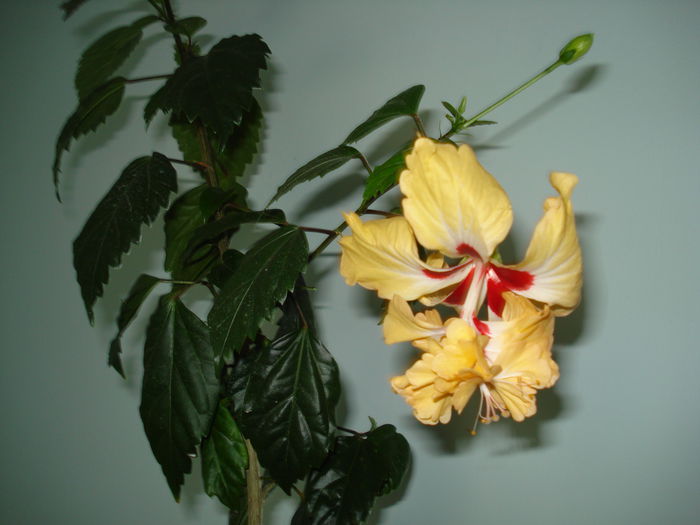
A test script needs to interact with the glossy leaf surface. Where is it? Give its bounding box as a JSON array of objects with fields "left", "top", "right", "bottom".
[
  {"left": 143, "top": 34, "right": 269, "bottom": 141},
  {"left": 164, "top": 185, "right": 217, "bottom": 282},
  {"left": 292, "top": 425, "right": 410, "bottom": 525},
  {"left": 184, "top": 209, "right": 285, "bottom": 261},
  {"left": 202, "top": 402, "right": 248, "bottom": 509},
  {"left": 75, "top": 16, "right": 157, "bottom": 100},
  {"left": 270, "top": 145, "right": 360, "bottom": 203},
  {"left": 231, "top": 288, "right": 340, "bottom": 492},
  {"left": 73, "top": 153, "right": 176, "bottom": 322},
  {"left": 362, "top": 146, "right": 409, "bottom": 201},
  {"left": 53, "top": 78, "right": 126, "bottom": 198},
  {"left": 208, "top": 226, "right": 308, "bottom": 358},
  {"left": 343, "top": 85, "right": 425, "bottom": 144},
  {"left": 108, "top": 274, "right": 161, "bottom": 377},
  {"left": 140, "top": 294, "right": 220, "bottom": 500}
]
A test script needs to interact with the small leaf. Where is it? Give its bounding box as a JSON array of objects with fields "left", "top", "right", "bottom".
[
  {"left": 53, "top": 78, "right": 126, "bottom": 199},
  {"left": 441, "top": 100, "right": 461, "bottom": 118},
  {"left": 108, "top": 274, "right": 161, "bottom": 377},
  {"left": 292, "top": 424, "right": 411, "bottom": 525},
  {"left": 184, "top": 209, "right": 286, "bottom": 262},
  {"left": 208, "top": 226, "right": 308, "bottom": 358},
  {"left": 468, "top": 119, "right": 497, "bottom": 126},
  {"left": 362, "top": 146, "right": 409, "bottom": 202},
  {"left": 269, "top": 145, "right": 360, "bottom": 204},
  {"left": 140, "top": 294, "right": 220, "bottom": 500},
  {"left": 164, "top": 185, "right": 217, "bottom": 282},
  {"left": 60, "top": 0, "right": 89, "bottom": 19},
  {"left": 73, "top": 153, "right": 177, "bottom": 323},
  {"left": 230, "top": 288, "right": 340, "bottom": 492},
  {"left": 165, "top": 16, "right": 208, "bottom": 37},
  {"left": 145, "top": 34, "right": 270, "bottom": 141},
  {"left": 343, "top": 85, "right": 425, "bottom": 144},
  {"left": 202, "top": 402, "right": 248, "bottom": 509},
  {"left": 75, "top": 16, "right": 158, "bottom": 100}
]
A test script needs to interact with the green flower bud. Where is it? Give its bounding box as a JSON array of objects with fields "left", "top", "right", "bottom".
[{"left": 559, "top": 33, "right": 594, "bottom": 64}]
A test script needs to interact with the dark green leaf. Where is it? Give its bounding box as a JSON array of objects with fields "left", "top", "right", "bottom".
[
  {"left": 165, "top": 16, "right": 207, "bottom": 37},
  {"left": 60, "top": 0, "right": 89, "bottom": 19},
  {"left": 343, "top": 85, "right": 425, "bottom": 144},
  {"left": 75, "top": 16, "right": 158, "bottom": 100},
  {"left": 292, "top": 424, "right": 411, "bottom": 525},
  {"left": 362, "top": 146, "right": 409, "bottom": 202},
  {"left": 53, "top": 78, "right": 126, "bottom": 199},
  {"left": 208, "top": 226, "right": 308, "bottom": 358},
  {"left": 73, "top": 153, "right": 177, "bottom": 323},
  {"left": 164, "top": 185, "right": 217, "bottom": 282},
  {"left": 108, "top": 274, "right": 161, "bottom": 377},
  {"left": 140, "top": 294, "right": 220, "bottom": 500},
  {"left": 144, "top": 83, "right": 169, "bottom": 126},
  {"left": 184, "top": 209, "right": 286, "bottom": 262},
  {"left": 198, "top": 186, "right": 247, "bottom": 218},
  {"left": 217, "top": 99, "right": 264, "bottom": 188},
  {"left": 169, "top": 99, "right": 263, "bottom": 190},
  {"left": 269, "top": 145, "right": 360, "bottom": 204},
  {"left": 207, "top": 250, "right": 244, "bottom": 289},
  {"left": 144, "top": 34, "right": 270, "bottom": 141},
  {"left": 202, "top": 402, "right": 248, "bottom": 509},
  {"left": 230, "top": 290, "right": 340, "bottom": 493}
]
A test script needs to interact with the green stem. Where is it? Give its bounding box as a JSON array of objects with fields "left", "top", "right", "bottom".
[
  {"left": 442, "top": 59, "right": 564, "bottom": 140},
  {"left": 245, "top": 440, "right": 263, "bottom": 525},
  {"left": 411, "top": 113, "right": 427, "bottom": 136}
]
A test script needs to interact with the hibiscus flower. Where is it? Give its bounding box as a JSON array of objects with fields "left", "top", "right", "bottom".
[{"left": 339, "top": 137, "right": 582, "bottom": 329}]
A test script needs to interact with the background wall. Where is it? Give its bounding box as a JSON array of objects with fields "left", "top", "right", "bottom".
[{"left": 2, "top": 1, "right": 699, "bottom": 524}]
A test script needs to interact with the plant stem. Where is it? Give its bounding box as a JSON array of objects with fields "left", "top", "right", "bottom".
[
  {"left": 411, "top": 113, "right": 426, "bottom": 136},
  {"left": 442, "top": 59, "right": 563, "bottom": 140},
  {"left": 245, "top": 439, "right": 263, "bottom": 525},
  {"left": 125, "top": 74, "right": 172, "bottom": 84}
]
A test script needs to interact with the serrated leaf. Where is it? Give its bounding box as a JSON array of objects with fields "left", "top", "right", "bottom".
[
  {"left": 184, "top": 209, "right": 286, "bottom": 262},
  {"left": 108, "top": 274, "right": 161, "bottom": 377},
  {"left": 202, "top": 402, "right": 248, "bottom": 509},
  {"left": 343, "top": 85, "right": 425, "bottom": 144},
  {"left": 73, "top": 153, "right": 177, "bottom": 323},
  {"left": 269, "top": 145, "right": 360, "bottom": 204},
  {"left": 60, "top": 0, "right": 89, "bottom": 19},
  {"left": 230, "top": 289, "right": 340, "bottom": 492},
  {"left": 165, "top": 16, "right": 207, "bottom": 37},
  {"left": 208, "top": 226, "right": 308, "bottom": 359},
  {"left": 145, "top": 34, "right": 270, "bottom": 141},
  {"left": 362, "top": 146, "right": 410, "bottom": 202},
  {"left": 140, "top": 294, "right": 220, "bottom": 500},
  {"left": 164, "top": 184, "right": 217, "bottom": 282},
  {"left": 75, "top": 16, "right": 158, "bottom": 100},
  {"left": 170, "top": 100, "right": 263, "bottom": 189},
  {"left": 53, "top": 78, "right": 126, "bottom": 199},
  {"left": 292, "top": 424, "right": 411, "bottom": 525}
]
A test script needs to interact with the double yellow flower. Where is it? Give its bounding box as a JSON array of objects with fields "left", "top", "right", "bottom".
[{"left": 339, "top": 138, "right": 582, "bottom": 427}]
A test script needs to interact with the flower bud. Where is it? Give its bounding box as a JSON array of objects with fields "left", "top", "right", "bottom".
[{"left": 559, "top": 33, "right": 593, "bottom": 64}]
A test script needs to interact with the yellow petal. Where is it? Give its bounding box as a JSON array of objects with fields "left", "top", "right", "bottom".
[
  {"left": 383, "top": 296, "right": 444, "bottom": 344},
  {"left": 509, "top": 172, "right": 582, "bottom": 316},
  {"left": 400, "top": 138, "right": 513, "bottom": 260},
  {"left": 339, "top": 213, "right": 468, "bottom": 301},
  {"left": 391, "top": 356, "right": 454, "bottom": 425},
  {"left": 485, "top": 294, "right": 559, "bottom": 421}
]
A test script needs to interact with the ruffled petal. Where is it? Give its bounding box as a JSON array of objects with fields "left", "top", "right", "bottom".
[
  {"left": 486, "top": 293, "right": 559, "bottom": 394},
  {"left": 339, "top": 212, "right": 469, "bottom": 301},
  {"left": 400, "top": 138, "right": 513, "bottom": 260},
  {"left": 391, "top": 354, "right": 454, "bottom": 425},
  {"left": 383, "top": 296, "right": 445, "bottom": 344},
  {"left": 504, "top": 171, "right": 582, "bottom": 316}
]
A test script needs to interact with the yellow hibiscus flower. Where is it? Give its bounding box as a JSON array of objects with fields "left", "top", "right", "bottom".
[
  {"left": 387, "top": 293, "right": 558, "bottom": 426},
  {"left": 339, "top": 137, "right": 582, "bottom": 325}
]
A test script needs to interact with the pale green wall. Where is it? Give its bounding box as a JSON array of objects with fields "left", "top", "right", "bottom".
[{"left": 2, "top": 1, "right": 699, "bottom": 524}]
